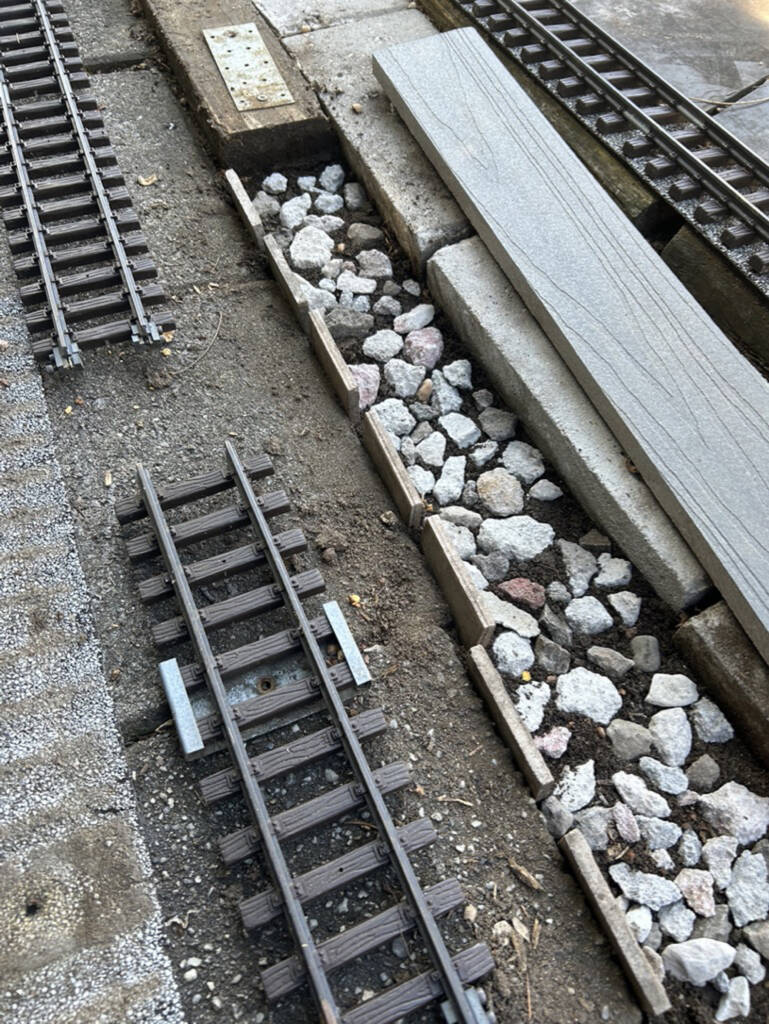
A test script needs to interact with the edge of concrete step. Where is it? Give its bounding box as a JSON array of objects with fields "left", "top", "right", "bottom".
[
  {"left": 675, "top": 600, "right": 769, "bottom": 768},
  {"left": 282, "top": 8, "right": 473, "bottom": 273},
  {"left": 426, "top": 235, "right": 710, "bottom": 612}
]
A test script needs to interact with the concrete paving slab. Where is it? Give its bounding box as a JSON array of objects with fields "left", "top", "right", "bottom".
[
  {"left": 284, "top": 10, "right": 472, "bottom": 271},
  {"left": 571, "top": 0, "right": 769, "bottom": 100},
  {"left": 254, "top": 0, "right": 410, "bottom": 38},
  {"left": 715, "top": 79, "right": 769, "bottom": 161},
  {"left": 65, "top": 0, "right": 154, "bottom": 69},
  {"left": 0, "top": 295, "right": 183, "bottom": 1024},
  {"left": 428, "top": 236, "right": 710, "bottom": 610},
  {"left": 88, "top": 68, "right": 257, "bottom": 292},
  {"left": 140, "top": 0, "right": 333, "bottom": 172},
  {"left": 376, "top": 27, "right": 769, "bottom": 665}
]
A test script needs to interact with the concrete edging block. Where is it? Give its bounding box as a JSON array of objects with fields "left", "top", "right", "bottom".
[
  {"left": 283, "top": 10, "right": 471, "bottom": 274},
  {"left": 421, "top": 517, "right": 494, "bottom": 648},
  {"left": 224, "top": 168, "right": 265, "bottom": 251},
  {"left": 263, "top": 232, "right": 311, "bottom": 333},
  {"left": 426, "top": 236, "right": 710, "bottom": 611},
  {"left": 361, "top": 411, "right": 425, "bottom": 530},
  {"left": 559, "top": 830, "right": 671, "bottom": 1017},
  {"left": 675, "top": 600, "right": 769, "bottom": 767},
  {"left": 307, "top": 309, "right": 361, "bottom": 424},
  {"left": 467, "top": 645, "right": 553, "bottom": 800}
]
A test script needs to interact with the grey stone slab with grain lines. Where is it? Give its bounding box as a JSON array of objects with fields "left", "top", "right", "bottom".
[{"left": 373, "top": 27, "right": 769, "bottom": 666}]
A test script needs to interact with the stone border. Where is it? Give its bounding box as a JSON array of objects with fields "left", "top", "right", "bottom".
[
  {"left": 224, "top": 168, "right": 265, "bottom": 251},
  {"left": 421, "top": 517, "right": 494, "bottom": 648},
  {"left": 361, "top": 410, "right": 425, "bottom": 530},
  {"left": 426, "top": 236, "right": 710, "bottom": 613},
  {"left": 467, "top": 645, "right": 553, "bottom": 799},
  {"left": 307, "top": 309, "right": 361, "bottom": 425},
  {"left": 675, "top": 600, "right": 769, "bottom": 768},
  {"left": 235, "top": 177, "right": 675, "bottom": 1022},
  {"left": 559, "top": 830, "right": 672, "bottom": 1017}
]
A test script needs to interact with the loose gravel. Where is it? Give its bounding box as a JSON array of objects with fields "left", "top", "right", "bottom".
[{"left": 255, "top": 162, "right": 769, "bottom": 1023}]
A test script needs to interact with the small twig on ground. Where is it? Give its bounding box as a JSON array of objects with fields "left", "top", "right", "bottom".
[
  {"left": 170, "top": 311, "right": 223, "bottom": 377},
  {"left": 437, "top": 794, "right": 474, "bottom": 807}
]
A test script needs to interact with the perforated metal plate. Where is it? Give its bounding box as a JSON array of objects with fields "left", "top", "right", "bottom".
[{"left": 203, "top": 22, "right": 294, "bottom": 112}]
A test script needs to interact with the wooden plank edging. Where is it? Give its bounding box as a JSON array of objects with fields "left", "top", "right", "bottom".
[
  {"left": 307, "top": 309, "right": 361, "bottom": 425},
  {"left": 420, "top": 516, "right": 494, "bottom": 647},
  {"left": 361, "top": 411, "right": 424, "bottom": 530},
  {"left": 223, "top": 168, "right": 265, "bottom": 251},
  {"left": 264, "top": 232, "right": 311, "bottom": 333},
  {"left": 467, "top": 645, "right": 553, "bottom": 800},
  {"left": 559, "top": 830, "right": 672, "bottom": 1017}
]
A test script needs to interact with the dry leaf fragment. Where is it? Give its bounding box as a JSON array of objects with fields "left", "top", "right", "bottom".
[
  {"left": 531, "top": 917, "right": 541, "bottom": 949},
  {"left": 162, "top": 330, "right": 175, "bottom": 343},
  {"left": 138, "top": 173, "right": 158, "bottom": 186},
  {"left": 513, "top": 917, "right": 530, "bottom": 942},
  {"left": 508, "top": 858, "right": 543, "bottom": 891}
]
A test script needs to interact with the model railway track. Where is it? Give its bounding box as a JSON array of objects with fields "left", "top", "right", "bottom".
[
  {"left": 456, "top": 0, "right": 769, "bottom": 294},
  {"left": 118, "top": 445, "right": 494, "bottom": 1024},
  {"left": 0, "top": 0, "right": 171, "bottom": 367}
]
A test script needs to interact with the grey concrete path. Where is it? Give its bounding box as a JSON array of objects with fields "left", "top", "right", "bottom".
[
  {"left": 571, "top": 0, "right": 769, "bottom": 159},
  {"left": 0, "top": 283, "right": 183, "bottom": 1021},
  {"left": 571, "top": 0, "right": 769, "bottom": 101}
]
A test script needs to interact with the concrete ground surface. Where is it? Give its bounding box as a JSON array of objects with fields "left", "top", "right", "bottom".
[
  {"left": 4, "top": 0, "right": 769, "bottom": 1023},
  {"left": 0, "top": 249, "right": 182, "bottom": 1020},
  {"left": 570, "top": 0, "right": 769, "bottom": 102}
]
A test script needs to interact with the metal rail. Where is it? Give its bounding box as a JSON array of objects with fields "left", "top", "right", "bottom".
[
  {"left": 456, "top": 0, "right": 769, "bottom": 287},
  {"left": 224, "top": 440, "right": 480, "bottom": 1024},
  {"left": 137, "top": 461, "right": 340, "bottom": 1023},
  {"left": 0, "top": 0, "right": 169, "bottom": 365},
  {"left": 123, "top": 448, "right": 494, "bottom": 1024},
  {"left": 0, "top": 64, "right": 79, "bottom": 366},
  {"left": 31, "top": 0, "right": 160, "bottom": 350}
]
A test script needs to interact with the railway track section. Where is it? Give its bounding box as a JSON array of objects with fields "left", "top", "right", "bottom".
[
  {"left": 0, "top": 0, "right": 171, "bottom": 368},
  {"left": 118, "top": 444, "right": 494, "bottom": 1024},
  {"left": 456, "top": 0, "right": 769, "bottom": 295}
]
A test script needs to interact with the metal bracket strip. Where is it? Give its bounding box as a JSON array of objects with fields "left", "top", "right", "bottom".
[{"left": 158, "top": 657, "right": 204, "bottom": 757}]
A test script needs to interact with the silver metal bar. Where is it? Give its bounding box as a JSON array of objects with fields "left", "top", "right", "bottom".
[
  {"left": 322, "top": 600, "right": 371, "bottom": 687},
  {"left": 158, "top": 658, "right": 204, "bottom": 758}
]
